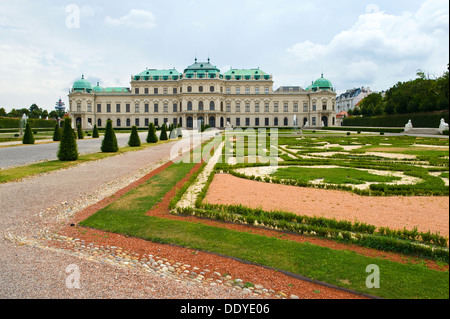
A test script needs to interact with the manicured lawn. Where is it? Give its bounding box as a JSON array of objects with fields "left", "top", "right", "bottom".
[
  {"left": 272, "top": 166, "right": 402, "bottom": 184},
  {"left": 80, "top": 158, "right": 449, "bottom": 299}
]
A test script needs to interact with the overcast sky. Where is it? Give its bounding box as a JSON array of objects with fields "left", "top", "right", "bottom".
[{"left": 0, "top": 0, "right": 448, "bottom": 112}]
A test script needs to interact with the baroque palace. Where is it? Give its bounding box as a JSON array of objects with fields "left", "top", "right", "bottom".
[{"left": 68, "top": 59, "right": 338, "bottom": 130}]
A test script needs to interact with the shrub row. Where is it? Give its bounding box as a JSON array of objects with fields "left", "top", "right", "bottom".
[
  {"left": 175, "top": 206, "right": 449, "bottom": 263},
  {"left": 0, "top": 117, "right": 56, "bottom": 129},
  {"left": 324, "top": 126, "right": 404, "bottom": 133},
  {"left": 343, "top": 112, "right": 449, "bottom": 128}
]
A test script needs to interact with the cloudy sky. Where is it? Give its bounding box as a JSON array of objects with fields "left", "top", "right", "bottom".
[{"left": 0, "top": 0, "right": 448, "bottom": 112}]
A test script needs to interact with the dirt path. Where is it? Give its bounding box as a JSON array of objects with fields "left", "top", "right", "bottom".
[{"left": 205, "top": 174, "right": 449, "bottom": 237}]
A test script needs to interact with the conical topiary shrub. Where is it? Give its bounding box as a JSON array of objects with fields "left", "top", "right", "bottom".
[
  {"left": 92, "top": 124, "right": 99, "bottom": 138},
  {"left": 57, "top": 118, "right": 78, "bottom": 161},
  {"left": 146, "top": 123, "right": 158, "bottom": 143},
  {"left": 101, "top": 119, "right": 118, "bottom": 152},
  {"left": 128, "top": 125, "right": 141, "bottom": 147},
  {"left": 77, "top": 123, "right": 84, "bottom": 139},
  {"left": 159, "top": 124, "right": 168, "bottom": 141},
  {"left": 52, "top": 122, "right": 61, "bottom": 141},
  {"left": 22, "top": 123, "right": 35, "bottom": 144}
]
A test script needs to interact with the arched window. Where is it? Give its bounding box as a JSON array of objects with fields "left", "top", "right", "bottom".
[
  {"left": 187, "top": 101, "right": 193, "bottom": 111},
  {"left": 187, "top": 86, "right": 192, "bottom": 92},
  {"left": 198, "top": 101, "right": 204, "bottom": 111},
  {"left": 210, "top": 101, "right": 215, "bottom": 111},
  {"left": 126, "top": 118, "right": 131, "bottom": 127},
  {"left": 117, "top": 118, "right": 121, "bottom": 127},
  {"left": 210, "top": 86, "right": 215, "bottom": 92},
  {"left": 284, "top": 117, "right": 289, "bottom": 126},
  {"left": 97, "top": 118, "right": 102, "bottom": 127},
  {"left": 199, "top": 86, "right": 203, "bottom": 92},
  {"left": 274, "top": 117, "right": 278, "bottom": 126}
]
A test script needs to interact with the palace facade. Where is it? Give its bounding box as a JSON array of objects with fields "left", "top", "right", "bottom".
[{"left": 68, "top": 59, "right": 338, "bottom": 130}]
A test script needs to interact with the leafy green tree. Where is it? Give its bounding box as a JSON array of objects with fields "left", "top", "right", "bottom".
[
  {"left": 0, "top": 107, "right": 6, "bottom": 117},
  {"left": 101, "top": 119, "right": 118, "bottom": 152},
  {"left": 57, "top": 118, "right": 78, "bottom": 161},
  {"left": 92, "top": 124, "right": 99, "bottom": 138},
  {"left": 159, "top": 123, "right": 168, "bottom": 141},
  {"left": 52, "top": 122, "right": 61, "bottom": 141},
  {"left": 77, "top": 123, "right": 84, "bottom": 139},
  {"left": 146, "top": 122, "right": 158, "bottom": 143},
  {"left": 22, "top": 123, "right": 35, "bottom": 144},
  {"left": 128, "top": 125, "right": 141, "bottom": 147}
]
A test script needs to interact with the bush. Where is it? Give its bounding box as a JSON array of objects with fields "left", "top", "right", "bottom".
[
  {"left": 128, "top": 125, "right": 141, "bottom": 147},
  {"left": 57, "top": 118, "right": 78, "bottom": 161},
  {"left": 92, "top": 124, "right": 99, "bottom": 138},
  {"left": 22, "top": 123, "right": 35, "bottom": 144},
  {"left": 52, "top": 122, "right": 61, "bottom": 141},
  {"left": 343, "top": 112, "right": 449, "bottom": 128},
  {"left": 101, "top": 120, "right": 118, "bottom": 152},
  {"left": 160, "top": 124, "right": 168, "bottom": 141},
  {"left": 77, "top": 124, "right": 84, "bottom": 139},
  {"left": 146, "top": 123, "right": 158, "bottom": 143}
]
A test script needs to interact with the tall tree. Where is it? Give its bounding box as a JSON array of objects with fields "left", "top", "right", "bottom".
[
  {"left": 101, "top": 119, "right": 118, "bottom": 152},
  {"left": 57, "top": 118, "right": 78, "bottom": 161}
]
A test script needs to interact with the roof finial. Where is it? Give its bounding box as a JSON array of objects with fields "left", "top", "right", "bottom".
[
  {"left": 195, "top": 57, "right": 197, "bottom": 63},
  {"left": 321, "top": 73, "right": 323, "bottom": 78},
  {"left": 82, "top": 74, "right": 84, "bottom": 79}
]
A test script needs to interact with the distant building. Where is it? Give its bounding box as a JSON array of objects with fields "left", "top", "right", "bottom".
[
  {"left": 68, "top": 59, "right": 338, "bottom": 130},
  {"left": 336, "top": 87, "right": 372, "bottom": 113},
  {"left": 55, "top": 98, "right": 66, "bottom": 113}
]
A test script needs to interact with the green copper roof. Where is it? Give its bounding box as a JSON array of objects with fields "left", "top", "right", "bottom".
[
  {"left": 223, "top": 68, "right": 267, "bottom": 76},
  {"left": 183, "top": 59, "right": 221, "bottom": 76},
  {"left": 92, "top": 82, "right": 104, "bottom": 92},
  {"left": 134, "top": 68, "right": 181, "bottom": 80},
  {"left": 73, "top": 75, "right": 92, "bottom": 91},
  {"left": 305, "top": 74, "right": 334, "bottom": 92}
]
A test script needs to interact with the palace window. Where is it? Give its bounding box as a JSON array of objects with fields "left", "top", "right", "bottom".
[
  {"left": 126, "top": 118, "right": 131, "bottom": 127},
  {"left": 293, "top": 103, "right": 298, "bottom": 112},
  {"left": 154, "top": 103, "right": 159, "bottom": 113},
  {"left": 163, "top": 88, "right": 168, "bottom": 95},
  {"left": 87, "top": 103, "right": 91, "bottom": 112},
  {"left": 210, "top": 86, "right": 215, "bottom": 92},
  {"left": 126, "top": 104, "right": 131, "bottom": 113},
  {"left": 135, "top": 104, "right": 140, "bottom": 113},
  {"left": 274, "top": 103, "right": 279, "bottom": 112},
  {"left": 265, "top": 118, "right": 269, "bottom": 126},
  {"left": 97, "top": 118, "right": 102, "bottom": 127},
  {"left": 145, "top": 118, "right": 149, "bottom": 126},
  {"left": 164, "top": 103, "right": 168, "bottom": 113},
  {"left": 154, "top": 118, "right": 159, "bottom": 126},
  {"left": 284, "top": 117, "right": 288, "bottom": 126},
  {"left": 313, "top": 103, "right": 316, "bottom": 111},
  {"left": 210, "top": 101, "right": 215, "bottom": 111},
  {"left": 117, "top": 119, "right": 121, "bottom": 127},
  {"left": 106, "top": 104, "right": 111, "bottom": 113},
  {"left": 135, "top": 118, "right": 140, "bottom": 126},
  {"left": 154, "top": 88, "right": 158, "bottom": 94},
  {"left": 312, "top": 117, "right": 316, "bottom": 126},
  {"left": 116, "top": 104, "right": 121, "bottom": 113},
  {"left": 303, "top": 103, "right": 308, "bottom": 112},
  {"left": 173, "top": 103, "right": 177, "bottom": 112},
  {"left": 274, "top": 117, "right": 278, "bottom": 126},
  {"left": 245, "top": 103, "right": 250, "bottom": 112},
  {"left": 255, "top": 87, "right": 260, "bottom": 94},
  {"left": 236, "top": 118, "right": 240, "bottom": 126},
  {"left": 145, "top": 104, "right": 149, "bottom": 113},
  {"left": 199, "top": 86, "right": 203, "bottom": 92},
  {"left": 236, "top": 103, "right": 241, "bottom": 112},
  {"left": 236, "top": 87, "right": 240, "bottom": 94},
  {"left": 255, "top": 102, "right": 260, "bottom": 112},
  {"left": 265, "top": 87, "right": 269, "bottom": 94},
  {"left": 173, "top": 88, "right": 177, "bottom": 94},
  {"left": 245, "top": 118, "right": 250, "bottom": 126},
  {"left": 255, "top": 118, "right": 260, "bottom": 126},
  {"left": 283, "top": 103, "right": 288, "bottom": 112},
  {"left": 199, "top": 101, "right": 204, "bottom": 111},
  {"left": 322, "top": 102, "right": 327, "bottom": 111},
  {"left": 226, "top": 103, "right": 231, "bottom": 112},
  {"left": 97, "top": 104, "right": 101, "bottom": 113},
  {"left": 187, "top": 101, "right": 193, "bottom": 111},
  {"left": 265, "top": 103, "right": 269, "bottom": 112},
  {"left": 135, "top": 88, "right": 139, "bottom": 94},
  {"left": 145, "top": 88, "right": 149, "bottom": 94},
  {"left": 245, "top": 87, "right": 250, "bottom": 94},
  {"left": 187, "top": 86, "right": 192, "bottom": 92},
  {"left": 226, "top": 87, "right": 231, "bottom": 94}
]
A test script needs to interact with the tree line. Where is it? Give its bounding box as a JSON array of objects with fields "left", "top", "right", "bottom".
[
  {"left": 0, "top": 104, "right": 65, "bottom": 119},
  {"left": 348, "top": 65, "right": 449, "bottom": 117}
]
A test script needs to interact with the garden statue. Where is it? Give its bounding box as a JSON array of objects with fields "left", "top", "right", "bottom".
[
  {"left": 404, "top": 119, "right": 413, "bottom": 131},
  {"left": 438, "top": 118, "right": 449, "bottom": 133}
]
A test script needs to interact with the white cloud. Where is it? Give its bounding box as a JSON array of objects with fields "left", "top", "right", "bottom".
[
  {"left": 286, "top": 0, "right": 449, "bottom": 91},
  {"left": 104, "top": 9, "right": 156, "bottom": 29}
]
